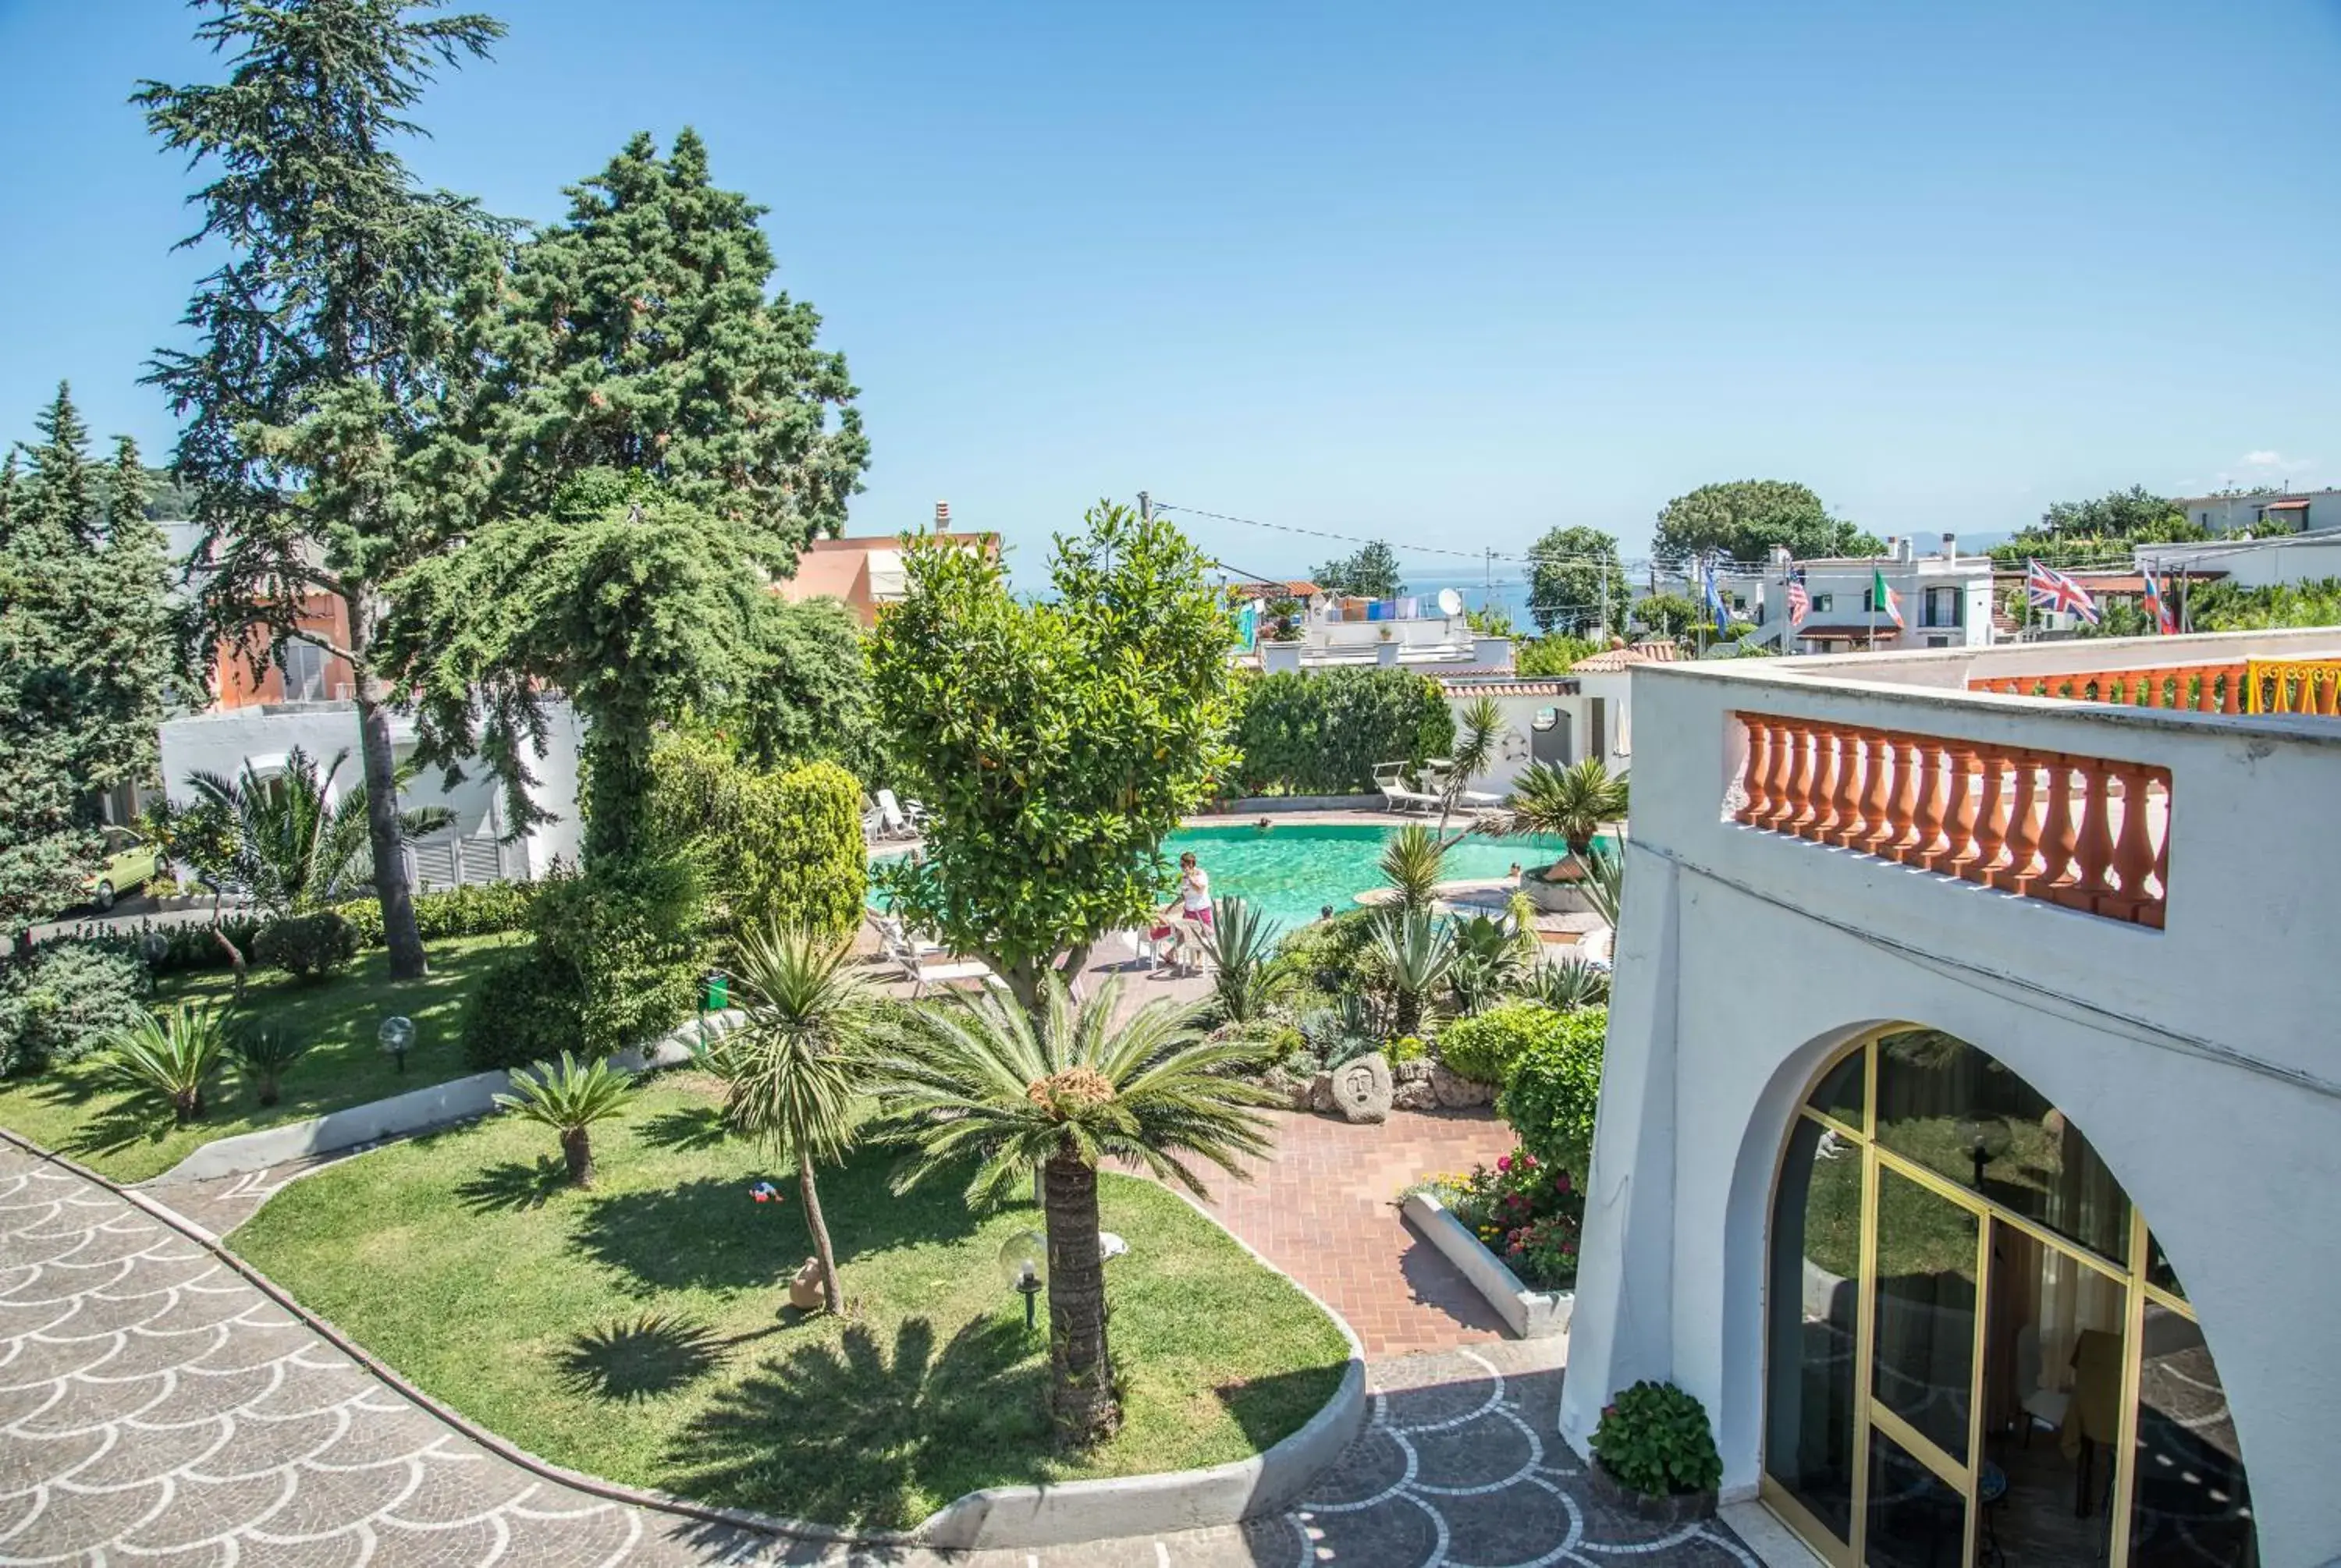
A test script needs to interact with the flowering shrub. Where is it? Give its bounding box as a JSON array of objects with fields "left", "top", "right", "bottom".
[{"left": 1406, "top": 1146, "right": 1583, "bottom": 1290}]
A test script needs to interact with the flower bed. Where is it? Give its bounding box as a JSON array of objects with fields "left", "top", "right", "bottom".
[{"left": 1409, "top": 1148, "right": 1582, "bottom": 1291}]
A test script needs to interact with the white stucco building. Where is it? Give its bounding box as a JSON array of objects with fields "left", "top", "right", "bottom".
[
  {"left": 1563, "top": 627, "right": 2341, "bottom": 1567},
  {"left": 2132, "top": 528, "right": 2341, "bottom": 594},
  {"left": 1721, "top": 537, "right": 1998, "bottom": 655}
]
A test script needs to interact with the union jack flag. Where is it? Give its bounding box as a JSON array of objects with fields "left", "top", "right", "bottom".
[
  {"left": 2026, "top": 559, "right": 2101, "bottom": 625},
  {"left": 1785, "top": 572, "right": 1810, "bottom": 628},
  {"left": 2140, "top": 569, "right": 2176, "bottom": 635}
]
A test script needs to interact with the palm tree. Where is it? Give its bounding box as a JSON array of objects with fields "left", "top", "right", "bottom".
[
  {"left": 185, "top": 747, "right": 452, "bottom": 917},
  {"left": 1435, "top": 694, "right": 1504, "bottom": 827},
  {"left": 1379, "top": 823, "right": 1448, "bottom": 914},
  {"left": 101, "top": 1005, "right": 229, "bottom": 1126},
  {"left": 876, "top": 978, "right": 1280, "bottom": 1444},
  {"left": 1503, "top": 757, "right": 1630, "bottom": 857},
  {"left": 711, "top": 924, "right": 876, "bottom": 1314},
  {"left": 493, "top": 1052, "right": 638, "bottom": 1187},
  {"left": 1371, "top": 910, "right": 1457, "bottom": 1038}
]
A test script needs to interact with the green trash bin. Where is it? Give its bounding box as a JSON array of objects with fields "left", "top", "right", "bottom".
[{"left": 704, "top": 971, "right": 728, "bottom": 1010}]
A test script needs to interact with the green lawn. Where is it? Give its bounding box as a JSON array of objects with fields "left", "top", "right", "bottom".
[
  {"left": 0, "top": 932, "right": 520, "bottom": 1182},
  {"left": 233, "top": 1075, "right": 1351, "bottom": 1530}
]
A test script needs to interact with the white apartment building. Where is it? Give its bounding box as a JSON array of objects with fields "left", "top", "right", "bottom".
[
  {"left": 2174, "top": 488, "right": 2341, "bottom": 535},
  {"left": 1563, "top": 626, "right": 2341, "bottom": 1567},
  {"left": 1721, "top": 536, "right": 1997, "bottom": 655},
  {"left": 2132, "top": 528, "right": 2341, "bottom": 594}
]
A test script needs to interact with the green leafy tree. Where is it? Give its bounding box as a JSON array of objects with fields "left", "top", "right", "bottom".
[
  {"left": 185, "top": 747, "right": 451, "bottom": 917},
  {"left": 467, "top": 127, "right": 869, "bottom": 559},
  {"left": 713, "top": 924, "right": 878, "bottom": 1314},
  {"left": 1632, "top": 591, "right": 1703, "bottom": 639},
  {"left": 0, "top": 388, "right": 176, "bottom": 941},
  {"left": 870, "top": 503, "right": 1237, "bottom": 1013},
  {"left": 1515, "top": 634, "right": 1600, "bottom": 678},
  {"left": 1311, "top": 540, "right": 1402, "bottom": 599},
  {"left": 645, "top": 734, "right": 867, "bottom": 942},
  {"left": 1651, "top": 480, "right": 1880, "bottom": 566},
  {"left": 1526, "top": 526, "right": 1631, "bottom": 634},
  {"left": 1230, "top": 668, "right": 1454, "bottom": 796},
  {"left": 137, "top": 0, "right": 508, "bottom": 981},
  {"left": 878, "top": 977, "right": 1279, "bottom": 1444},
  {"left": 2040, "top": 485, "right": 2184, "bottom": 538},
  {"left": 734, "top": 597, "right": 879, "bottom": 782},
  {"left": 1495, "top": 1005, "right": 1607, "bottom": 1174}
]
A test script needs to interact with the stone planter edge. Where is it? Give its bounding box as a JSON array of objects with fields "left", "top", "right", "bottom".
[
  {"left": 149, "top": 1010, "right": 751, "bottom": 1184},
  {"left": 917, "top": 1183, "right": 1369, "bottom": 1549},
  {"left": 1399, "top": 1190, "right": 1574, "bottom": 1339}
]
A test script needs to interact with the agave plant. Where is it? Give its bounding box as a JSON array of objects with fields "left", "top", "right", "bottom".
[
  {"left": 1576, "top": 838, "right": 1625, "bottom": 929},
  {"left": 1195, "top": 896, "right": 1289, "bottom": 1024},
  {"left": 101, "top": 1005, "right": 229, "bottom": 1126},
  {"left": 224, "top": 1022, "right": 311, "bottom": 1108},
  {"left": 1504, "top": 757, "right": 1630, "bottom": 857},
  {"left": 711, "top": 924, "right": 878, "bottom": 1314},
  {"left": 184, "top": 747, "right": 452, "bottom": 917},
  {"left": 1296, "top": 999, "right": 1380, "bottom": 1071},
  {"left": 493, "top": 1052, "right": 638, "bottom": 1188},
  {"left": 1524, "top": 953, "right": 1611, "bottom": 1012},
  {"left": 1447, "top": 910, "right": 1530, "bottom": 1016},
  {"left": 1372, "top": 910, "right": 1457, "bottom": 1038},
  {"left": 1379, "top": 824, "right": 1448, "bottom": 914}
]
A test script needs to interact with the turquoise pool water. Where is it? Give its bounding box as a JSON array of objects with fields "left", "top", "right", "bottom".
[{"left": 874, "top": 821, "right": 1585, "bottom": 936}]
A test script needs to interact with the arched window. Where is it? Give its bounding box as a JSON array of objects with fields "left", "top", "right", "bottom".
[{"left": 1763, "top": 1028, "right": 2254, "bottom": 1567}]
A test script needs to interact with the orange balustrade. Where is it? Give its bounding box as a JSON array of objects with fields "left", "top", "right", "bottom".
[
  {"left": 1968, "top": 664, "right": 2251, "bottom": 714},
  {"left": 1732, "top": 714, "right": 2170, "bottom": 928}
]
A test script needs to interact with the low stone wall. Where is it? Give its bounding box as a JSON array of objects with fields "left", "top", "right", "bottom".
[
  {"left": 151, "top": 1009, "right": 749, "bottom": 1185},
  {"left": 1401, "top": 1190, "right": 1572, "bottom": 1339}
]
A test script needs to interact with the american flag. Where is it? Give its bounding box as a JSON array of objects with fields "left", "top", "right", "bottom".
[
  {"left": 2026, "top": 559, "right": 2101, "bottom": 625},
  {"left": 2140, "top": 569, "right": 2175, "bottom": 634},
  {"left": 1785, "top": 573, "right": 1810, "bottom": 628}
]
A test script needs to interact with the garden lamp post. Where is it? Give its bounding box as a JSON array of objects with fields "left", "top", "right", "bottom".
[
  {"left": 378, "top": 1015, "right": 415, "bottom": 1075},
  {"left": 1956, "top": 1114, "right": 2012, "bottom": 1192},
  {"left": 998, "top": 1230, "right": 1046, "bottom": 1332}
]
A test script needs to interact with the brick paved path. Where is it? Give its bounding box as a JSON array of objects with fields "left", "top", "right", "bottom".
[{"left": 1183, "top": 1109, "right": 1519, "bottom": 1357}]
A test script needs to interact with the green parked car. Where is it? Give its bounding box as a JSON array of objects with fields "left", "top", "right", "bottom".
[{"left": 83, "top": 826, "right": 161, "bottom": 911}]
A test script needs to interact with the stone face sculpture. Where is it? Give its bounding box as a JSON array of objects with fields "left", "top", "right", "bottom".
[
  {"left": 788, "top": 1256, "right": 825, "bottom": 1311},
  {"left": 1331, "top": 1052, "right": 1394, "bottom": 1123}
]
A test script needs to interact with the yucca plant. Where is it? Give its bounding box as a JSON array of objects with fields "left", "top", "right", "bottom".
[
  {"left": 493, "top": 1052, "right": 638, "bottom": 1188},
  {"left": 1577, "top": 839, "right": 1625, "bottom": 929},
  {"left": 1435, "top": 695, "right": 1504, "bottom": 827},
  {"left": 875, "top": 977, "right": 1280, "bottom": 1445},
  {"left": 709, "top": 924, "right": 877, "bottom": 1314},
  {"left": 1504, "top": 757, "right": 1630, "bottom": 857},
  {"left": 224, "top": 1022, "right": 310, "bottom": 1108},
  {"left": 1372, "top": 910, "right": 1457, "bottom": 1038},
  {"left": 1525, "top": 953, "right": 1611, "bottom": 1012},
  {"left": 101, "top": 1005, "right": 229, "bottom": 1126},
  {"left": 1379, "top": 823, "right": 1448, "bottom": 914},
  {"left": 1195, "top": 895, "right": 1289, "bottom": 1024}
]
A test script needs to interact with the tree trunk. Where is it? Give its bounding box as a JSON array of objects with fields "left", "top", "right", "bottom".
[
  {"left": 348, "top": 599, "right": 427, "bottom": 981},
  {"left": 1393, "top": 987, "right": 1421, "bottom": 1039},
  {"left": 560, "top": 1126, "right": 595, "bottom": 1187},
  {"left": 1041, "top": 1151, "right": 1119, "bottom": 1445},
  {"left": 209, "top": 925, "right": 248, "bottom": 1006},
  {"left": 172, "top": 1087, "right": 199, "bottom": 1126},
  {"left": 798, "top": 1158, "right": 844, "bottom": 1314}
]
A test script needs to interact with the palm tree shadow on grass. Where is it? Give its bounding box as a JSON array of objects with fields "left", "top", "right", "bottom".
[
  {"left": 634, "top": 1103, "right": 732, "bottom": 1154},
  {"left": 555, "top": 1311, "right": 784, "bottom": 1402},
  {"left": 663, "top": 1314, "right": 1046, "bottom": 1530},
  {"left": 455, "top": 1155, "right": 570, "bottom": 1212}
]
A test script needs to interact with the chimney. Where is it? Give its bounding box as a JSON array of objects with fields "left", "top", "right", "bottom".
[
  {"left": 1940, "top": 532, "right": 1958, "bottom": 559},
  {"left": 1883, "top": 535, "right": 1898, "bottom": 559},
  {"left": 934, "top": 501, "right": 950, "bottom": 531},
  {"left": 1769, "top": 545, "right": 1792, "bottom": 569},
  {"left": 1895, "top": 536, "right": 1915, "bottom": 563}
]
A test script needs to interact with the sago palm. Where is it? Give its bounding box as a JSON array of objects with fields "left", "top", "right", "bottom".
[
  {"left": 710, "top": 923, "right": 876, "bottom": 1315},
  {"left": 1371, "top": 910, "right": 1457, "bottom": 1038},
  {"left": 102, "top": 1005, "right": 229, "bottom": 1126},
  {"left": 1504, "top": 757, "right": 1630, "bottom": 857},
  {"left": 1379, "top": 823, "right": 1448, "bottom": 913},
  {"left": 1195, "top": 895, "right": 1289, "bottom": 1024},
  {"left": 876, "top": 977, "right": 1281, "bottom": 1445},
  {"left": 224, "top": 1022, "right": 311, "bottom": 1108},
  {"left": 493, "top": 1052, "right": 638, "bottom": 1187},
  {"left": 185, "top": 747, "right": 452, "bottom": 917}
]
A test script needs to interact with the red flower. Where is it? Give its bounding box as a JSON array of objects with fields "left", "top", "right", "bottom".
[{"left": 1497, "top": 1155, "right": 1512, "bottom": 1172}]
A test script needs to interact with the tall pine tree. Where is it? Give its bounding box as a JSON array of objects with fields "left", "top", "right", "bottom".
[
  {"left": 138, "top": 0, "right": 506, "bottom": 978},
  {"left": 0, "top": 388, "right": 175, "bottom": 942}
]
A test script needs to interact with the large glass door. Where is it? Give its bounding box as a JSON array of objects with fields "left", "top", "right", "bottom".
[{"left": 1763, "top": 1029, "right": 2258, "bottom": 1568}]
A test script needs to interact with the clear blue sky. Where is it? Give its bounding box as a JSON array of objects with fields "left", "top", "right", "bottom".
[{"left": 5, "top": 0, "right": 2339, "bottom": 585}]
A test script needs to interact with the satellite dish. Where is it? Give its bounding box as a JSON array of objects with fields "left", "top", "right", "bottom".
[{"left": 1437, "top": 587, "right": 1464, "bottom": 616}]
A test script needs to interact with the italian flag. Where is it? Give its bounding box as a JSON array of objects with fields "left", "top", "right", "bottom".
[{"left": 1871, "top": 568, "right": 1904, "bottom": 629}]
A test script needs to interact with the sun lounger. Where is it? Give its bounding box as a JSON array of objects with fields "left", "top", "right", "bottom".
[
  {"left": 875, "top": 916, "right": 1001, "bottom": 998},
  {"left": 872, "top": 789, "right": 928, "bottom": 841},
  {"left": 1372, "top": 761, "right": 1439, "bottom": 814}
]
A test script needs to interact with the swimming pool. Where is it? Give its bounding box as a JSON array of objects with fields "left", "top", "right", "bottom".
[
  {"left": 1162, "top": 821, "right": 1575, "bottom": 934},
  {"left": 871, "top": 819, "right": 1592, "bottom": 935}
]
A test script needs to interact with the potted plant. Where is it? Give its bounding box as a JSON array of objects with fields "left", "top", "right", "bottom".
[{"left": 1586, "top": 1379, "right": 1723, "bottom": 1523}]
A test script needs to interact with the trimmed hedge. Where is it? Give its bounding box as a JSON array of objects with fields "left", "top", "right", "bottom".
[
  {"left": 253, "top": 911, "right": 361, "bottom": 981},
  {"left": 332, "top": 881, "right": 541, "bottom": 948},
  {"left": 1230, "top": 668, "right": 1455, "bottom": 797},
  {"left": 646, "top": 735, "right": 866, "bottom": 942},
  {"left": 1497, "top": 1005, "right": 1607, "bottom": 1175},
  {"left": 1437, "top": 999, "right": 1566, "bottom": 1085}
]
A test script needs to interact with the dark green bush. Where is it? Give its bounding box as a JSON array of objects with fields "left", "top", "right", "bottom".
[
  {"left": 253, "top": 910, "right": 361, "bottom": 981},
  {"left": 646, "top": 736, "right": 867, "bottom": 941},
  {"left": 1231, "top": 668, "right": 1455, "bottom": 796},
  {"left": 1437, "top": 1000, "right": 1567, "bottom": 1085},
  {"left": 0, "top": 942, "right": 153, "bottom": 1077},
  {"left": 1275, "top": 907, "right": 1381, "bottom": 992},
  {"left": 460, "top": 857, "right": 702, "bottom": 1070},
  {"left": 333, "top": 881, "right": 541, "bottom": 949},
  {"left": 1495, "top": 1005, "right": 1607, "bottom": 1173},
  {"left": 35, "top": 915, "right": 265, "bottom": 975},
  {"left": 1589, "top": 1380, "right": 1722, "bottom": 1498}
]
